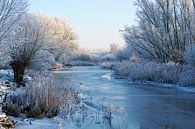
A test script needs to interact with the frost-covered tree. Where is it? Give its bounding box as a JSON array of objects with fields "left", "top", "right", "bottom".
[
  {"left": 110, "top": 43, "right": 121, "bottom": 54},
  {"left": 123, "top": 0, "right": 195, "bottom": 63},
  {"left": 0, "top": 0, "right": 27, "bottom": 41},
  {"left": 115, "top": 48, "right": 132, "bottom": 61},
  {"left": 0, "top": 0, "right": 27, "bottom": 66},
  {"left": 31, "top": 50, "right": 56, "bottom": 70},
  {"left": 0, "top": 42, "right": 11, "bottom": 68},
  {"left": 0, "top": 44, "right": 8, "bottom": 69},
  {"left": 38, "top": 13, "right": 78, "bottom": 63},
  {"left": 9, "top": 13, "right": 49, "bottom": 84}
]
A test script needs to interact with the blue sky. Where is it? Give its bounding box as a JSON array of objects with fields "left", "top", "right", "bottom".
[{"left": 29, "top": 0, "right": 137, "bottom": 49}]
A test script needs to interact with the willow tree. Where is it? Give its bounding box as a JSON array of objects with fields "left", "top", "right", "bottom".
[{"left": 9, "top": 13, "right": 49, "bottom": 84}]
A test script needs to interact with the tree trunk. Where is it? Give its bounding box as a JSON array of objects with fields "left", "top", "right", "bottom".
[{"left": 11, "top": 62, "right": 25, "bottom": 84}]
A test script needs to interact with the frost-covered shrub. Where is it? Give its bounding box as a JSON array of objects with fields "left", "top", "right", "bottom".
[
  {"left": 70, "top": 61, "right": 96, "bottom": 66},
  {"left": 3, "top": 72, "right": 81, "bottom": 118},
  {"left": 100, "top": 62, "right": 115, "bottom": 69},
  {"left": 113, "top": 61, "right": 132, "bottom": 77},
  {"left": 184, "top": 44, "right": 195, "bottom": 66},
  {"left": 128, "top": 62, "right": 162, "bottom": 81},
  {"left": 72, "top": 54, "right": 91, "bottom": 62},
  {"left": 159, "top": 63, "right": 181, "bottom": 83},
  {"left": 179, "top": 65, "right": 195, "bottom": 86},
  {"left": 115, "top": 48, "right": 131, "bottom": 61},
  {"left": 71, "top": 53, "right": 99, "bottom": 65},
  {"left": 113, "top": 61, "right": 193, "bottom": 85},
  {"left": 100, "top": 54, "right": 116, "bottom": 62}
]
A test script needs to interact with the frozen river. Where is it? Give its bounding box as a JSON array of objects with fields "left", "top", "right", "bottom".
[{"left": 55, "top": 66, "right": 195, "bottom": 129}]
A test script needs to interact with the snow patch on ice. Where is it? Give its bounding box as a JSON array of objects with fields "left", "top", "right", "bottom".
[{"left": 101, "top": 73, "right": 112, "bottom": 80}]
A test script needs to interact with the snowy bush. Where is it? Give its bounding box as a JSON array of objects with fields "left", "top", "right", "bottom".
[
  {"left": 113, "top": 61, "right": 161, "bottom": 81},
  {"left": 127, "top": 62, "right": 163, "bottom": 81},
  {"left": 158, "top": 63, "right": 181, "bottom": 83},
  {"left": 115, "top": 48, "right": 131, "bottom": 61},
  {"left": 99, "top": 62, "right": 115, "bottom": 69},
  {"left": 113, "top": 61, "right": 132, "bottom": 77},
  {"left": 179, "top": 65, "right": 195, "bottom": 86},
  {"left": 72, "top": 54, "right": 91, "bottom": 62},
  {"left": 184, "top": 44, "right": 195, "bottom": 66},
  {"left": 71, "top": 53, "right": 99, "bottom": 63},
  {"left": 3, "top": 72, "right": 81, "bottom": 118},
  {"left": 113, "top": 61, "right": 194, "bottom": 86},
  {"left": 100, "top": 54, "right": 116, "bottom": 62}
]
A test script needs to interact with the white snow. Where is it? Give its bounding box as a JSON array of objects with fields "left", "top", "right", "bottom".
[
  {"left": 13, "top": 117, "right": 76, "bottom": 129},
  {"left": 0, "top": 113, "right": 7, "bottom": 118},
  {"left": 101, "top": 73, "right": 112, "bottom": 80}
]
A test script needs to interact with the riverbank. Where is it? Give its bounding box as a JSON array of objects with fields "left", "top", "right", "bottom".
[
  {"left": 0, "top": 69, "right": 79, "bottom": 129},
  {"left": 99, "top": 61, "right": 195, "bottom": 89}
]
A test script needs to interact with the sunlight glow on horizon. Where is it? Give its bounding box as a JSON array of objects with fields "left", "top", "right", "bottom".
[{"left": 29, "top": 0, "right": 137, "bottom": 49}]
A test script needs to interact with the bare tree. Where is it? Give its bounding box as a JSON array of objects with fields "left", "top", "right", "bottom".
[{"left": 9, "top": 13, "right": 49, "bottom": 84}]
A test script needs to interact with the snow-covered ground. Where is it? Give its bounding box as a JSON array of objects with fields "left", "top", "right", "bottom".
[
  {"left": 0, "top": 69, "right": 112, "bottom": 129},
  {"left": 12, "top": 117, "right": 75, "bottom": 129},
  {"left": 0, "top": 69, "right": 77, "bottom": 129}
]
